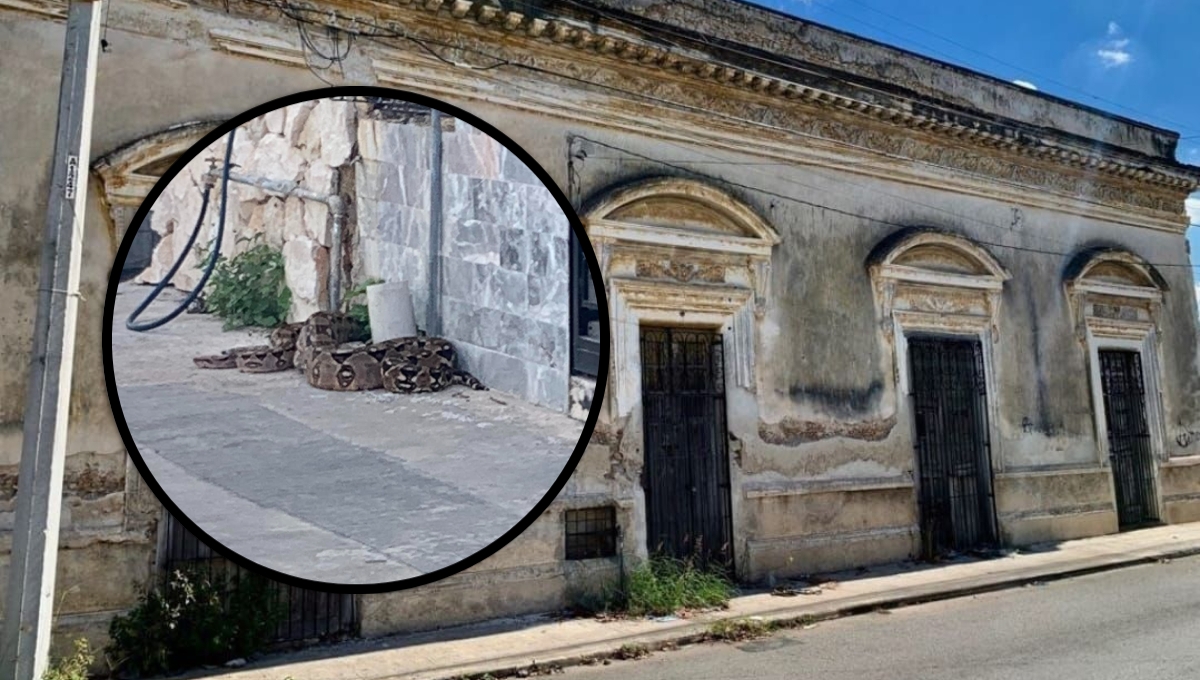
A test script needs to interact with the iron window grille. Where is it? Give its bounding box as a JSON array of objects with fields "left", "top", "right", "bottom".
[
  {"left": 565, "top": 506, "right": 618, "bottom": 559},
  {"left": 570, "top": 230, "right": 601, "bottom": 378}
]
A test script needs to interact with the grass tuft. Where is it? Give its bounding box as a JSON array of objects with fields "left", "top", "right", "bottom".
[{"left": 623, "top": 556, "right": 736, "bottom": 617}]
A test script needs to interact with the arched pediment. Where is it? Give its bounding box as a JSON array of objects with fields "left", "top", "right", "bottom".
[
  {"left": 868, "top": 228, "right": 1010, "bottom": 290},
  {"left": 1065, "top": 246, "right": 1169, "bottom": 297},
  {"left": 585, "top": 177, "right": 780, "bottom": 249},
  {"left": 93, "top": 120, "right": 221, "bottom": 207}
]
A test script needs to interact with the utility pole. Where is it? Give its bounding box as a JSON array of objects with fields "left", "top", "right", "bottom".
[{"left": 2, "top": 1, "right": 104, "bottom": 678}]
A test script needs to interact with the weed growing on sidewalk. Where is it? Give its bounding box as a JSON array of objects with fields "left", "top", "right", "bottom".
[
  {"left": 566, "top": 556, "right": 735, "bottom": 619},
  {"left": 42, "top": 638, "right": 94, "bottom": 680},
  {"left": 705, "top": 617, "right": 777, "bottom": 642},
  {"left": 623, "top": 556, "right": 736, "bottom": 617},
  {"left": 615, "top": 643, "right": 651, "bottom": 660}
]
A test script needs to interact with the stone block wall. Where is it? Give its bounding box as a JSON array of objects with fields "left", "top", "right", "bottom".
[
  {"left": 137, "top": 99, "right": 357, "bottom": 321},
  {"left": 356, "top": 114, "right": 572, "bottom": 412}
]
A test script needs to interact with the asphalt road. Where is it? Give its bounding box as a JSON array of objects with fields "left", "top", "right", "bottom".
[{"left": 565, "top": 555, "right": 1200, "bottom": 680}]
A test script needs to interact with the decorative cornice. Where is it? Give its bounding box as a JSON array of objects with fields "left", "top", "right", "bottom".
[
  {"left": 359, "top": 0, "right": 1199, "bottom": 193},
  {"left": 18, "top": 0, "right": 1194, "bottom": 228},
  {"left": 209, "top": 28, "right": 307, "bottom": 66},
  {"left": 0, "top": 0, "right": 65, "bottom": 19},
  {"left": 92, "top": 120, "right": 221, "bottom": 205}
]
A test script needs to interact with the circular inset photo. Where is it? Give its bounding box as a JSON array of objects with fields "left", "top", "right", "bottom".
[{"left": 103, "top": 87, "right": 608, "bottom": 592}]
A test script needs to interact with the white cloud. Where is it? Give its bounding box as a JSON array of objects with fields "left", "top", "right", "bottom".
[
  {"left": 1097, "top": 45, "right": 1132, "bottom": 68},
  {"left": 1187, "top": 196, "right": 1200, "bottom": 225},
  {"left": 1013, "top": 80, "right": 1038, "bottom": 90},
  {"left": 1096, "top": 22, "right": 1133, "bottom": 68}
]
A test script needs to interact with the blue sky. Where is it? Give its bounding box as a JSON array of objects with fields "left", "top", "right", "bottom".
[{"left": 760, "top": 0, "right": 1200, "bottom": 294}]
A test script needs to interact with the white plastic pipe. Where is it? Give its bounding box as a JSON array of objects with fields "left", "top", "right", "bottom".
[{"left": 367, "top": 281, "right": 417, "bottom": 342}]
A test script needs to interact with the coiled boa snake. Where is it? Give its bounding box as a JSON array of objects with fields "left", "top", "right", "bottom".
[{"left": 192, "top": 312, "right": 487, "bottom": 394}]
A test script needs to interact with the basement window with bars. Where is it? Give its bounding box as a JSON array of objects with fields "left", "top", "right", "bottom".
[
  {"left": 564, "top": 506, "right": 618, "bottom": 560},
  {"left": 570, "top": 231, "right": 601, "bottom": 378}
]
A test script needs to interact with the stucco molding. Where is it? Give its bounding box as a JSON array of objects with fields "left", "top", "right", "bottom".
[
  {"left": 743, "top": 476, "right": 913, "bottom": 499},
  {"left": 868, "top": 229, "right": 1010, "bottom": 346},
  {"left": 586, "top": 177, "right": 781, "bottom": 246},
  {"left": 209, "top": 28, "right": 308, "bottom": 67},
  {"left": 0, "top": 0, "right": 65, "bottom": 19},
  {"left": 1078, "top": 322, "right": 1169, "bottom": 482},
  {"left": 605, "top": 277, "right": 753, "bottom": 418},
  {"left": 196, "top": 4, "right": 1190, "bottom": 230},
  {"left": 866, "top": 229, "right": 1009, "bottom": 478},
  {"left": 92, "top": 120, "right": 222, "bottom": 207},
  {"left": 746, "top": 524, "right": 917, "bottom": 552},
  {"left": 1064, "top": 248, "right": 1169, "bottom": 475},
  {"left": 317, "top": 0, "right": 1200, "bottom": 194},
  {"left": 585, "top": 176, "right": 775, "bottom": 413},
  {"left": 996, "top": 503, "right": 1115, "bottom": 522}
]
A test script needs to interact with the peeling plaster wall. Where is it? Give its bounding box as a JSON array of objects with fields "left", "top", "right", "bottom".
[
  {"left": 3, "top": 0, "right": 1200, "bottom": 658},
  {"left": 0, "top": 11, "right": 337, "bottom": 662},
  {"left": 542, "top": 114, "right": 1200, "bottom": 579}
]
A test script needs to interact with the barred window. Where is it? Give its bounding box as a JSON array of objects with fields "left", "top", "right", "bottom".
[{"left": 565, "top": 507, "right": 617, "bottom": 559}]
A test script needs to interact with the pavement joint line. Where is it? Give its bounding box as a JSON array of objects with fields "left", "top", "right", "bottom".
[{"left": 410, "top": 543, "right": 1200, "bottom": 680}]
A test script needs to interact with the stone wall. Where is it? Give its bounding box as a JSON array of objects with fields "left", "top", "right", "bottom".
[
  {"left": 137, "top": 99, "right": 356, "bottom": 321},
  {"left": 139, "top": 103, "right": 572, "bottom": 411},
  {"left": 356, "top": 114, "right": 572, "bottom": 412}
]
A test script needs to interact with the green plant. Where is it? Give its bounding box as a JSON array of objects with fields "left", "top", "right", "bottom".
[
  {"left": 106, "top": 566, "right": 285, "bottom": 678},
  {"left": 204, "top": 235, "right": 291, "bottom": 330},
  {"left": 706, "top": 617, "right": 776, "bottom": 642},
  {"left": 623, "top": 556, "right": 735, "bottom": 617},
  {"left": 43, "top": 638, "right": 94, "bottom": 680},
  {"left": 340, "top": 277, "right": 384, "bottom": 332},
  {"left": 614, "top": 643, "right": 650, "bottom": 660}
]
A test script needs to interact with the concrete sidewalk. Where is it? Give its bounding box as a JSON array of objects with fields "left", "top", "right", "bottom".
[
  {"left": 111, "top": 283, "right": 581, "bottom": 585},
  {"left": 191, "top": 523, "right": 1200, "bottom": 680}
]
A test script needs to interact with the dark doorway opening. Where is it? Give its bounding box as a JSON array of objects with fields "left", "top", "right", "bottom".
[
  {"left": 908, "top": 335, "right": 998, "bottom": 559},
  {"left": 640, "top": 326, "right": 734, "bottom": 573},
  {"left": 1098, "top": 349, "right": 1161, "bottom": 529}
]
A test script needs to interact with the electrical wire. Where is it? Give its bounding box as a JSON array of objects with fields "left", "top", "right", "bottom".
[
  {"left": 126, "top": 128, "right": 238, "bottom": 331},
  {"left": 238, "top": 1, "right": 1200, "bottom": 269},
  {"left": 289, "top": 0, "right": 1197, "bottom": 228}
]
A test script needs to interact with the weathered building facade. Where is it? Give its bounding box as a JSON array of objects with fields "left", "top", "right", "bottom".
[{"left": 3, "top": 0, "right": 1200, "bottom": 661}]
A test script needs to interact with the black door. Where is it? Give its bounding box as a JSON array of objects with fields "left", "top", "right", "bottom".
[
  {"left": 909, "top": 336, "right": 998, "bottom": 559},
  {"left": 641, "top": 327, "right": 734, "bottom": 570},
  {"left": 1098, "top": 350, "right": 1160, "bottom": 529}
]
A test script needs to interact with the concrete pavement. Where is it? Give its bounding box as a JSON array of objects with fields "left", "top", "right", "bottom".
[
  {"left": 188, "top": 522, "right": 1200, "bottom": 680},
  {"left": 110, "top": 283, "right": 583, "bottom": 585},
  {"left": 564, "top": 550, "right": 1200, "bottom": 680}
]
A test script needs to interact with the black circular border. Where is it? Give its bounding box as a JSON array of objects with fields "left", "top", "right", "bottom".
[{"left": 102, "top": 85, "right": 610, "bottom": 595}]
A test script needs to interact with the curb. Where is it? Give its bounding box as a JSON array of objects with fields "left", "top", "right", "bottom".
[{"left": 425, "top": 544, "right": 1200, "bottom": 680}]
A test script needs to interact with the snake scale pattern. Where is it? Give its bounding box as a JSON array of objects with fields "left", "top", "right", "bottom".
[{"left": 192, "top": 312, "right": 487, "bottom": 394}]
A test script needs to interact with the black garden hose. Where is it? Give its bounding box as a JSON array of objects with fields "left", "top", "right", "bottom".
[{"left": 125, "top": 127, "right": 237, "bottom": 332}]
